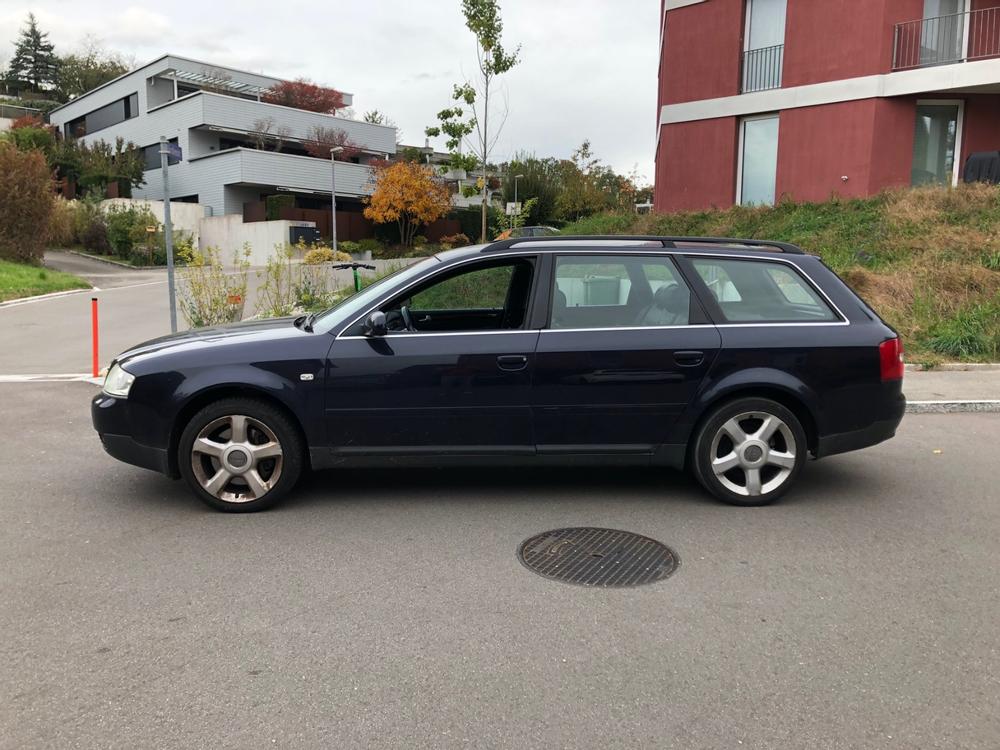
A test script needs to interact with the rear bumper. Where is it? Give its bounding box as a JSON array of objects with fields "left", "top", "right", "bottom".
[
  {"left": 815, "top": 393, "right": 906, "bottom": 458},
  {"left": 92, "top": 393, "right": 172, "bottom": 475}
]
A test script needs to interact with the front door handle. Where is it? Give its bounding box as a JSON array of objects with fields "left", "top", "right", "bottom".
[
  {"left": 674, "top": 350, "right": 704, "bottom": 367},
  {"left": 497, "top": 354, "right": 529, "bottom": 372}
]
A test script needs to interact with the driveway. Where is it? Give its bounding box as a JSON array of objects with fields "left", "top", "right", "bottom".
[{"left": 2, "top": 381, "right": 998, "bottom": 749}]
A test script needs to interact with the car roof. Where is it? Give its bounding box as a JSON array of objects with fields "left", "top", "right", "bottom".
[{"left": 435, "top": 236, "right": 810, "bottom": 263}]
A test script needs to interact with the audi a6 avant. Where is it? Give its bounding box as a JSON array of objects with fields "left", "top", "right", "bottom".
[{"left": 92, "top": 236, "right": 905, "bottom": 512}]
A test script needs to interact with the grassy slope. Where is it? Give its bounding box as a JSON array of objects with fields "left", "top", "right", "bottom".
[
  {"left": 0, "top": 260, "right": 90, "bottom": 302},
  {"left": 561, "top": 184, "right": 1000, "bottom": 363}
]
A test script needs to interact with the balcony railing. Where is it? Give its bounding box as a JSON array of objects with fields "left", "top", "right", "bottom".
[
  {"left": 741, "top": 44, "right": 784, "bottom": 93},
  {"left": 0, "top": 102, "right": 41, "bottom": 120},
  {"left": 893, "top": 6, "right": 1000, "bottom": 70}
]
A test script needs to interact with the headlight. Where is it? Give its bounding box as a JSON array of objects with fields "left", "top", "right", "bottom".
[{"left": 103, "top": 362, "right": 135, "bottom": 398}]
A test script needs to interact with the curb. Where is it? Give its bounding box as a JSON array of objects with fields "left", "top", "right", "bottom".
[
  {"left": 906, "top": 400, "right": 1000, "bottom": 413},
  {"left": 0, "top": 286, "right": 99, "bottom": 308},
  {"left": 64, "top": 250, "right": 162, "bottom": 271},
  {"left": 906, "top": 363, "right": 1000, "bottom": 372}
]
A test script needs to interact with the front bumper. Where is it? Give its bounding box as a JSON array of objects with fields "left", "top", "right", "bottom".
[{"left": 92, "top": 393, "right": 171, "bottom": 475}]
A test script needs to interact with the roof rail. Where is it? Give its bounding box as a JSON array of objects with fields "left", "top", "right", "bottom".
[{"left": 482, "top": 235, "right": 805, "bottom": 255}]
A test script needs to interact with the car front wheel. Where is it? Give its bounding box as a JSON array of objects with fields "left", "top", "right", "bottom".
[
  {"left": 178, "top": 397, "right": 304, "bottom": 512},
  {"left": 692, "top": 397, "right": 806, "bottom": 506}
]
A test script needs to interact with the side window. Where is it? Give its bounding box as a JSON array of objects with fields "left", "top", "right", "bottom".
[
  {"left": 550, "top": 255, "right": 691, "bottom": 329},
  {"left": 382, "top": 259, "right": 533, "bottom": 332},
  {"left": 690, "top": 258, "right": 838, "bottom": 322},
  {"left": 410, "top": 265, "right": 514, "bottom": 310}
]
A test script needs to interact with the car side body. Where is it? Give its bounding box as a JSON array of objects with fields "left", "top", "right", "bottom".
[{"left": 92, "top": 236, "right": 905, "bottom": 510}]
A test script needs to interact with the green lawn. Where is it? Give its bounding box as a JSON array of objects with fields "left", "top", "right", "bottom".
[{"left": 0, "top": 260, "right": 90, "bottom": 302}]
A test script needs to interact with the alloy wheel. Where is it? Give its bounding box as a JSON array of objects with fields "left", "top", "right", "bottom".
[
  {"left": 190, "top": 414, "right": 283, "bottom": 503},
  {"left": 708, "top": 411, "right": 797, "bottom": 497}
]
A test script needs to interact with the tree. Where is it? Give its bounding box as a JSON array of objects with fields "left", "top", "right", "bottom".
[
  {"left": 363, "top": 109, "right": 401, "bottom": 142},
  {"left": 250, "top": 117, "right": 292, "bottom": 152},
  {"left": 56, "top": 38, "right": 129, "bottom": 100},
  {"left": 303, "top": 126, "right": 361, "bottom": 161},
  {"left": 262, "top": 79, "right": 345, "bottom": 114},
  {"left": 8, "top": 14, "right": 60, "bottom": 94},
  {"left": 425, "top": 0, "right": 520, "bottom": 242},
  {"left": 363, "top": 161, "right": 452, "bottom": 247},
  {"left": 74, "top": 137, "right": 145, "bottom": 198},
  {"left": 499, "top": 153, "right": 560, "bottom": 226},
  {"left": 0, "top": 142, "right": 55, "bottom": 262}
]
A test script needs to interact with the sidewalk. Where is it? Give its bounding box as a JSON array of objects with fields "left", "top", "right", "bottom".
[{"left": 904, "top": 369, "right": 1000, "bottom": 412}]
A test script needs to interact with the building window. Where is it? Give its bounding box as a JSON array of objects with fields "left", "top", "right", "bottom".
[
  {"left": 920, "top": 0, "right": 969, "bottom": 66},
  {"left": 64, "top": 92, "right": 139, "bottom": 139},
  {"left": 142, "top": 139, "right": 180, "bottom": 171},
  {"left": 911, "top": 101, "right": 962, "bottom": 186},
  {"left": 741, "top": 0, "right": 786, "bottom": 93},
  {"left": 738, "top": 114, "right": 779, "bottom": 206}
]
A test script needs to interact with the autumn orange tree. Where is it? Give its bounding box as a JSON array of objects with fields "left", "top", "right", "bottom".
[{"left": 363, "top": 161, "right": 452, "bottom": 247}]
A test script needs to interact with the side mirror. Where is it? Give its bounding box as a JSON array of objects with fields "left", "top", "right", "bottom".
[{"left": 363, "top": 311, "right": 387, "bottom": 337}]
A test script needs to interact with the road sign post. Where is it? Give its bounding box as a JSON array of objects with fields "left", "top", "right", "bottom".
[{"left": 159, "top": 137, "right": 180, "bottom": 333}]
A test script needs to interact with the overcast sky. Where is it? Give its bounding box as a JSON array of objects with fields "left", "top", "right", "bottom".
[{"left": 0, "top": 1, "right": 659, "bottom": 182}]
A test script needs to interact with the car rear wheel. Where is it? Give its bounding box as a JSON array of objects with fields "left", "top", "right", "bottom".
[
  {"left": 692, "top": 397, "right": 806, "bottom": 507},
  {"left": 178, "top": 397, "right": 304, "bottom": 512}
]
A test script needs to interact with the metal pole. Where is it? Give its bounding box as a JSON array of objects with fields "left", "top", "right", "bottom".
[
  {"left": 159, "top": 136, "right": 177, "bottom": 333},
  {"left": 330, "top": 152, "right": 338, "bottom": 251},
  {"left": 512, "top": 177, "right": 518, "bottom": 231}
]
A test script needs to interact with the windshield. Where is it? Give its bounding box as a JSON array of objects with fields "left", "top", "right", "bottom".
[{"left": 311, "top": 257, "right": 439, "bottom": 333}]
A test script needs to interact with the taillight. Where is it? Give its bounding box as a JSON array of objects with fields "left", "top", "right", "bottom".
[{"left": 879, "top": 337, "right": 904, "bottom": 382}]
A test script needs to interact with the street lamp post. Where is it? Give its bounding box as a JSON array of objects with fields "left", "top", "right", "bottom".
[
  {"left": 330, "top": 146, "right": 344, "bottom": 250},
  {"left": 512, "top": 174, "right": 525, "bottom": 231}
]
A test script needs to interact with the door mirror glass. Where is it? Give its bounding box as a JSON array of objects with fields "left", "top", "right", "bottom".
[{"left": 363, "top": 311, "right": 387, "bottom": 337}]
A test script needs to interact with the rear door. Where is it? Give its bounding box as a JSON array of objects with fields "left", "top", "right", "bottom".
[{"left": 532, "top": 253, "right": 722, "bottom": 454}]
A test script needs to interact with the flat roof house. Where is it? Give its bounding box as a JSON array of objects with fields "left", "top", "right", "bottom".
[
  {"left": 48, "top": 55, "right": 397, "bottom": 234},
  {"left": 655, "top": 0, "right": 1000, "bottom": 212}
]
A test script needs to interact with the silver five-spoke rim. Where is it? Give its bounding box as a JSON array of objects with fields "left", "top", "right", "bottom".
[
  {"left": 709, "top": 411, "right": 796, "bottom": 497},
  {"left": 191, "top": 415, "right": 283, "bottom": 503}
]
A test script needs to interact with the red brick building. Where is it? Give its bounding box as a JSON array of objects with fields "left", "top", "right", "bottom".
[{"left": 655, "top": 0, "right": 1000, "bottom": 212}]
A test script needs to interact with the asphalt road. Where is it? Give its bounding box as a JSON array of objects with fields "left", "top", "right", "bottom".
[{"left": 2, "top": 382, "right": 998, "bottom": 749}]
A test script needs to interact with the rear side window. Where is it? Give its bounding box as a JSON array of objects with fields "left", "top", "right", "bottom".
[
  {"left": 550, "top": 255, "right": 692, "bottom": 329},
  {"left": 690, "top": 258, "right": 838, "bottom": 322}
]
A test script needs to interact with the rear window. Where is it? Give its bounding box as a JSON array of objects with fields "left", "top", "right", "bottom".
[{"left": 690, "top": 257, "right": 838, "bottom": 322}]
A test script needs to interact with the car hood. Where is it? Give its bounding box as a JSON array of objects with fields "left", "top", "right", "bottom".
[{"left": 115, "top": 317, "right": 301, "bottom": 365}]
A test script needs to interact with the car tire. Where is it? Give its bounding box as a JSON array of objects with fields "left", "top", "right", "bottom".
[
  {"left": 691, "top": 397, "right": 807, "bottom": 507},
  {"left": 178, "top": 397, "right": 304, "bottom": 512}
]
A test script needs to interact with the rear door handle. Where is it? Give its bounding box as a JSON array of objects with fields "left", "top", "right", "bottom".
[
  {"left": 497, "top": 354, "right": 529, "bottom": 372},
  {"left": 674, "top": 350, "right": 704, "bottom": 367}
]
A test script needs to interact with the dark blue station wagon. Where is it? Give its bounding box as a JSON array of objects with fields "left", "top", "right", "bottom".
[{"left": 92, "top": 236, "right": 906, "bottom": 511}]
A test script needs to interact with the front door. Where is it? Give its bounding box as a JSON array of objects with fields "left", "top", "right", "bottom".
[
  {"left": 532, "top": 253, "right": 721, "bottom": 454},
  {"left": 324, "top": 256, "right": 539, "bottom": 455}
]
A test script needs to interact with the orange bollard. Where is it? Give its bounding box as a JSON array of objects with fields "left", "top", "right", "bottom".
[{"left": 91, "top": 297, "right": 99, "bottom": 378}]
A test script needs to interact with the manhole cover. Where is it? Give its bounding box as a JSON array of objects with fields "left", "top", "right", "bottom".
[{"left": 517, "top": 528, "right": 679, "bottom": 587}]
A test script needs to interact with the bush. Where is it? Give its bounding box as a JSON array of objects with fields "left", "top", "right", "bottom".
[
  {"left": 0, "top": 143, "right": 55, "bottom": 263},
  {"left": 303, "top": 246, "right": 336, "bottom": 264},
  {"left": 265, "top": 194, "right": 294, "bottom": 220},
  {"left": 177, "top": 242, "right": 251, "bottom": 328},
  {"left": 80, "top": 215, "right": 110, "bottom": 254},
  {"left": 438, "top": 233, "right": 470, "bottom": 249},
  {"left": 3, "top": 125, "right": 55, "bottom": 155},
  {"left": 337, "top": 240, "right": 360, "bottom": 255},
  {"left": 357, "top": 238, "right": 382, "bottom": 254},
  {"left": 104, "top": 204, "right": 159, "bottom": 262},
  {"left": 47, "top": 198, "right": 75, "bottom": 247}
]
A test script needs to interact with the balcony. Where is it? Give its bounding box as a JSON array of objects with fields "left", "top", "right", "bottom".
[
  {"left": 893, "top": 6, "right": 1000, "bottom": 70},
  {"left": 741, "top": 44, "right": 784, "bottom": 93},
  {"left": 189, "top": 147, "right": 375, "bottom": 197}
]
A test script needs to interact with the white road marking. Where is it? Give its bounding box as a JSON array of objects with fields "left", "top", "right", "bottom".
[{"left": 0, "top": 374, "right": 101, "bottom": 384}]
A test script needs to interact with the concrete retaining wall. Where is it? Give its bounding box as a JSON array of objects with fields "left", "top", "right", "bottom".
[
  {"left": 101, "top": 198, "right": 206, "bottom": 246},
  {"left": 199, "top": 215, "right": 316, "bottom": 265}
]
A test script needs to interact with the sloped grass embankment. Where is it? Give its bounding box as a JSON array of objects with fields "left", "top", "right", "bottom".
[
  {"left": 0, "top": 260, "right": 90, "bottom": 303},
  {"left": 561, "top": 184, "right": 1000, "bottom": 363}
]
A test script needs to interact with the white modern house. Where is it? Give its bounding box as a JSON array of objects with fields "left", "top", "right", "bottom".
[{"left": 48, "top": 55, "right": 397, "bottom": 235}]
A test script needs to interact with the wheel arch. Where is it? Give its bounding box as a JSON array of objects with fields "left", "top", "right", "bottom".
[
  {"left": 167, "top": 384, "right": 310, "bottom": 477},
  {"left": 684, "top": 373, "right": 821, "bottom": 468}
]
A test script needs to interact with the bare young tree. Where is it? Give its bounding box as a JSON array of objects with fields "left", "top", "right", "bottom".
[
  {"left": 425, "top": 0, "right": 520, "bottom": 242},
  {"left": 250, "top": 117, "right": 291, "bottom": 152}
]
